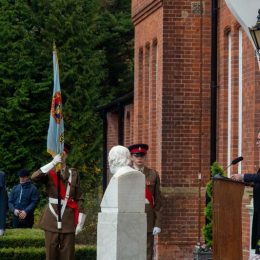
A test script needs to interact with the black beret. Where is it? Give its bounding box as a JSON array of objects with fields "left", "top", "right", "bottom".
[{"left": 17, "top": 169, "right": 29, "bottom": 177}]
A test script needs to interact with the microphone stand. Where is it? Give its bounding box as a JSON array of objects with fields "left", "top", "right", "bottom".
[
  {"left": 225, "top": 156, "right": 244, "bottom": 172},
  {"left": 197, "top": 172, "right": 202, "bottom": 246}
]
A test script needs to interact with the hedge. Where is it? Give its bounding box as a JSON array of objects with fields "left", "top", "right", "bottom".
[
  {"left": 0, "top": 229, "right": 44, "bottom": 248},
  {"left": 0, "top": 245, "right": 96, "bottom": 260},
  {"left": 0, "top": 229, "right": 96, "bottom": 260}
]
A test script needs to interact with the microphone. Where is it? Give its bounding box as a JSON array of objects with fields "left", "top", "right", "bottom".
[
  {"left": 213, "top": 156, "right": 244, "bottom": 180},
  {"left": 231, "top": 156, "right": 243, "bottom": 165},
  {"left": 224, "top": 156, "right": 244, "bottom": 172}
]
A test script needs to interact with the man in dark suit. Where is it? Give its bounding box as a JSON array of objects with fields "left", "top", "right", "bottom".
[{"left": 232, "top": 132, "right": 260, "bottom": 256}]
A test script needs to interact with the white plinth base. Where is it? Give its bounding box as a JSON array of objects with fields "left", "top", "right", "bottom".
[{"left": 97, "top": 212, "right": 147, "bottom": 260}]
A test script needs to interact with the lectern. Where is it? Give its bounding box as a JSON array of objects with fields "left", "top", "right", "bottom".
[{"left": 213, "top": 176, "right": 251, "bottom": 260}]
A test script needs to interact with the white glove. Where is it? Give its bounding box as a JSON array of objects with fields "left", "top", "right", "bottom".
[
  {"left": 75, "top": 224, "right": 83, "bottom": 235},
  {"left": 75, "top": 213, "right": 86, "bottom": 235},
  {"left": 52, "top": 154, "right": 62, "bottom": 165},
  {"left": 40, "top": 154, "right": 62, "bottom": 173},
  {"left": 152, "top": 227, "right": 161, "bottom": 235},
  {"left": 0, "top": 229, "right": 4, "bottom": 236}
]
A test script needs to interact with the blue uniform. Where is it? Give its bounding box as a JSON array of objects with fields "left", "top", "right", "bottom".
[
  {"left": 8, "top": 180, "right": 39, "bottom": 228},
  {"left": 0, "top": 172, "right": 8, "bottom": 231}
]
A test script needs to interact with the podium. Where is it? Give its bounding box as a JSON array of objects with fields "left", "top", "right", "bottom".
[{"left": 213, "top": 176, "right": 251, "bottom": 260}]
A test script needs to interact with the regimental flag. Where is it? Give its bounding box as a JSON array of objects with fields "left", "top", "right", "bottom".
[{"left": 47, "top": 43, "right": 64, "bottom": 157}]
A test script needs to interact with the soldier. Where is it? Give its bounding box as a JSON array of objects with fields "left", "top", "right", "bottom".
[
  {"left": 128, "top": 143, "right": 162, "bottom": 260},
  {"left": 31, "top": 144, "right": 86, "bottom": 260},
  {"left": 8, "top": 169, "right": 39, "bottom": 228}
]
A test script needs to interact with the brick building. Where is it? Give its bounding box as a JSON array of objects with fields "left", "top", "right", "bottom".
[{"left": 101, "top": 0, "right": 260, "bottom": 259}]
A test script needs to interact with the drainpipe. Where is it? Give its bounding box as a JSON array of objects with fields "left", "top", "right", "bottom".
[
  {"left": 211, "top": 0, "right": 218, "bottom": 164},
  {"left": 118, "top": 104, "right": 124, "bottom": 145}
]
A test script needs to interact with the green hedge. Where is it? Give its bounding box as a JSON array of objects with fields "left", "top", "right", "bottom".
[
  {"left": 0, "top": 245, "right": 96, "bottom": 260},
  {"left": 0, "top": 247, "right": 46, "bottom": 260},
  {"left": 75, "top": 245, "right": 96, "bottom": 260},
  {"left": 0, "top": 229, "right": 45, "bottom": 248},
  {"left": 0, "top": 229, "right": 96, "bottom": 260}
]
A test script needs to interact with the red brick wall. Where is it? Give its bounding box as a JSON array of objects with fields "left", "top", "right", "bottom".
[
  {"left": 159, "top": 1, "right": 211, "bottom": 258},
  {"left": 133, "top": 2, "right": 163, "bottom": 172},
  {"left": 127, "top": 0, "right": 260, "bottom": 259},
  {"left": 124, "top": 104, "right": 134, "bottom": 146},
  {"left": 132, "top": 0, "right": 162, "bottom": 24},
  {"left": 218, "top": 0, "right": 260, "bottom": 259},
  {"left": 106, "top": 103, "right": 134, "bottom": 180},
  {"left": 218, "top": 0, "right": 260, "bottom": 172},
  {"left": 106, "top": 112, "right": 118, "bottom": 181},
  {"left": 107, "top": 112, "right": 119, "bottom": 152},
  {"left": 132, "top": 0, "right": 211, "bottom": 259}
]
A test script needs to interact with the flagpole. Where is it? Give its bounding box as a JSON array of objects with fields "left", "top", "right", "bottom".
[
  {"left": 57, "top": 170, "right": 62, "bottom": 229},
  {"left": 55, "top": 43, "right": 62, "bottom": 230},
  {"left": 57, "top": 127, "right": 62, "bottom": 230},
  {"left": 51, "top": 42, "right": 63, "bottom": 229}
]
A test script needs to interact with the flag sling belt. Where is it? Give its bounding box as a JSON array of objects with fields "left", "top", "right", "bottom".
[{"left": 48, "top": 169, "right": 79, "bottom": 227}]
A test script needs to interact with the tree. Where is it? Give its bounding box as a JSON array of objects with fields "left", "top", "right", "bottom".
[
  {"left": 0, "top": 0, "right": 134, "bottom": 192},
  {"left": 95, "top": 0, "right": 134, "bottom": 98}
]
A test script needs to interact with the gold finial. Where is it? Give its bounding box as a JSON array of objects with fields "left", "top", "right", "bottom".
[{"left": 53, "top": 41, "right": 56, "bottom": 52}]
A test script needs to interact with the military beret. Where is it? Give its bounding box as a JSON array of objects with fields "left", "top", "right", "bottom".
[
  {"left": 128, "top": 143, "right": 149, "bottom": 154},
  {"left": 17, "top": 169, "right": 29, "bottom": 177}
]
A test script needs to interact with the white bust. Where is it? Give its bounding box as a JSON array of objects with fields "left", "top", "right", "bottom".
[
  {"left": 108, "top": 145, "right": 132, "bottom": 175},
  {"left": 101, "top": 145, "right": 145, "bottom": 213},
  {"left": 97, "top": 146, "right": 147, "bottom": 260}
]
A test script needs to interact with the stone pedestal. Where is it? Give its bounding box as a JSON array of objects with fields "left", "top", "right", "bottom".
[
  {"left": 97, "top": 212, "right": 146, "bottom": 260},
  {"left": 97, "top": 166, "right": 146, "bottom": 260}
]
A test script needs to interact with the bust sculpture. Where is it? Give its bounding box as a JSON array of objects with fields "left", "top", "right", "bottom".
[
  {"left": 97, "top": 145, "right": 147, "bottom": 260},
  {"left": 101, "top": 145, "right": 145, "bottom": 213}
]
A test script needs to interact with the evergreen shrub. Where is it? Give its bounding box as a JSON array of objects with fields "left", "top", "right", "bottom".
[{"left": 202, "top": 161, "right": 225, "bottom": 247}]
